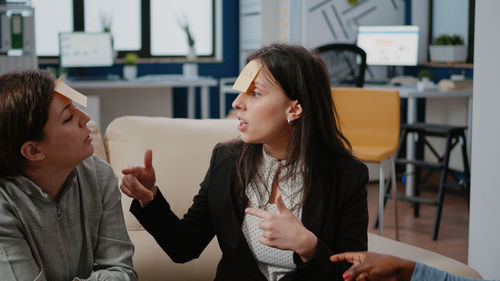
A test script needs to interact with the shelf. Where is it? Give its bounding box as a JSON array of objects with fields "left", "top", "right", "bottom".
[{"left": 421, "top": 62, "right": 473, "bottom": 69}]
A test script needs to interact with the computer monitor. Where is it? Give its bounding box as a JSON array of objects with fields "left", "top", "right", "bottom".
[
  {"left": 356, "top": 25, "right": 419, "bottom": 66},
  {"left": 59, "top": 32, "right": 114, "bottom": 68}
]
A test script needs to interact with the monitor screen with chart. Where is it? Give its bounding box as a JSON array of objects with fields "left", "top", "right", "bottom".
[
  {"left": 59, "top": 32, "right": 114, "bottom": 68},
  {"left": 356, "top": 25, "right": 419, "bottom": 66}
]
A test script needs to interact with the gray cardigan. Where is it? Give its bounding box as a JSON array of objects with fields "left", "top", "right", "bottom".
[{"left": 0, "top": 155, "right": 137, "bottom": 281}]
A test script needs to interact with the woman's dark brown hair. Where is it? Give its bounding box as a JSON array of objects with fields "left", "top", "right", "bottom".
[
  {"left": 0, "top": 70, "right": 55, "bottom": 176},
  {"left": 233, "top": 43, "right": 352, "bottom": 207}
]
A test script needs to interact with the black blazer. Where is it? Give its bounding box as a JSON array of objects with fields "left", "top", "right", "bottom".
[{"left": 131, "top": 142, "right": 369, "bottom": 281}]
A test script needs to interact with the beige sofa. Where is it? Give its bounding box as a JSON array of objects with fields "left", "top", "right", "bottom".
[{"left": 89, "top": 116, "right": 481, "bottom": 281}]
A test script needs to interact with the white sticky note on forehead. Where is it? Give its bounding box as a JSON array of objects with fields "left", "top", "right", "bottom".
[
  {"left": 54, "top": 77, "right": 87, "bottom": 107},
  {"left": 232, "top": 60, "right": 263, "bottom": 93}
]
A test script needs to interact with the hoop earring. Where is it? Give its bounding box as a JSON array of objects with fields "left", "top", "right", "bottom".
[{"left": 287, "top": 118, "right": 292, "bottom": 125}]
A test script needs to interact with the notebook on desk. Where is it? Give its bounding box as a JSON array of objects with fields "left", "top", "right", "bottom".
[{"left": 438, "top": 79, "right": 473, "bottom": 91}]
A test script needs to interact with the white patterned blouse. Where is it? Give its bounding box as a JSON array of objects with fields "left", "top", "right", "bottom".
[{"left": 241, "top": 148, "right": 304, "bottom": 281}]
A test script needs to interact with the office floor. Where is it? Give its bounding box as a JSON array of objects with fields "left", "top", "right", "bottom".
[{"left": 366, "top": 181, "right": 469, "bottom": 264}]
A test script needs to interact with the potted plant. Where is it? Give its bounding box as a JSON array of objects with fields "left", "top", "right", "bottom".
[
  {"left": 418, "top": 69, "right": 434, "bottom": 81},
  {"left": 429, "top": 34, "right": 467, "bottom": 63},
  {"left": 177, "top": 12, "right": 196, "bottom": 59},
  {"left": 178, "top": 13, "right": 198, "bottom": 77},
  {"left": 123, "top": 52, "right": 138, "bottom": 80},
  {"left": 417, "top": 69, "right": 435, "bottom": 91}
]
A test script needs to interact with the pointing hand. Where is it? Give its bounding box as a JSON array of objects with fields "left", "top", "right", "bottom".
[
  {"left": 245, "top": 189, "right": 318, "bottom": 261},
  {"left": 120, "top": 149, "right": 157, "bottom": 207}
]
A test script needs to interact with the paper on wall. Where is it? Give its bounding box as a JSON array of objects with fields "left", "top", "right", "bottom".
[
  {"left": 232, "top": 60, "right": 263, "bottom": 93},
  {"left": 54, "top": 77, "right": 87, "bottom": 107}
]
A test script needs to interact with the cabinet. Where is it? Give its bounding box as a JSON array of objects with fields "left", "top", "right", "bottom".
[{"left": 0, "top": 3, "right": 37, "bottom": 75}]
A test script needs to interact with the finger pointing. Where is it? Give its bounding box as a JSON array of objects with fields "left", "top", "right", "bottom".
[
  {"left": 245, "top": 207, "right": 272, "bottom": 219},
  {"left": 275, "top": 189, "right": 291, "bottom": 214},
  {"left": 144, "top": 149, "right": 153, "bottom": 170}
]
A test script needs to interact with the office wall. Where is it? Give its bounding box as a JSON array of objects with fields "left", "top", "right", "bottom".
[
  {"left": 82, "top": 88, "right": 173, "bottom": 131},
  {"left": 468, "top": 0, "right": 500, "bottom": 278},
  {"left": 303, "top": 0, "right": 406, "bottom": 82},
  {"left": 411, "top": 0, "right": 429, "bottom": 63},
  {"left": 304, "top": 0, "right": 405, "bottom": 47}
]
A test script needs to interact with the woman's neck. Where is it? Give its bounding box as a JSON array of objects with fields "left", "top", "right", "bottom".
[
  {"left": 24, "top": 165, "right": 73, "bottom": 201},
  {"left": 263, "top": 143, "right": 287, "bottom": 160}
]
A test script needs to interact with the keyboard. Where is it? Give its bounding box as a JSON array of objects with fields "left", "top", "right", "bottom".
[
  {"left": 136, "top": 74, "right": 186, "bottom": 82},
  {"left": 68, "top": 75, "right": 121, "bottom": 81}
]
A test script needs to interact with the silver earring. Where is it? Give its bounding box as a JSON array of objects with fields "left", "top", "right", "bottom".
[{"left": 287, "top": 118, "right": 292, "bottom": 125}]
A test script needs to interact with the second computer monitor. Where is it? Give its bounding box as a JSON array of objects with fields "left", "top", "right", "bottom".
[
  {"left": 357, "top": 25, "right": 419, "bottom": 66},
  {"left": 59, "top": 32, "right": 114, "bottom": 68}
]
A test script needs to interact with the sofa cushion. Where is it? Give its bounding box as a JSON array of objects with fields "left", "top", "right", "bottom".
[
  {"left": 128, "top": 229, "right": 222, "bottom": 281},
  {"left": 368, "top": 233, "right": 482, "bottom": 279},
  {"left": 104, "top": 116, "right": 239, "bottom": 230}
]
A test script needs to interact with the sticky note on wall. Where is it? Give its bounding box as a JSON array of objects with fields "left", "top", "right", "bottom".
[{"left": 232, "top": 60, "right": 263, "bottom": 93}]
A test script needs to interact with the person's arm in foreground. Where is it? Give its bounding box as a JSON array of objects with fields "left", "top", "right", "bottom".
[
  {"left": 330, "top": 251, "right": 485, "bottom": 281},
  {"left": 330, "top": 252, "right": 414, "bottom": 281},
  {"left": 121, "top": 149, "right": 216, "bottom": 263}
]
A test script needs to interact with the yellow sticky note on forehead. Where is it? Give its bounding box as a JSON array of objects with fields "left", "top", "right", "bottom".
[
  {"left": 54, "top": 77, "right": 87, "bottom": 107},
  {"left": 232, "top": 60, "right": 263, "bottom": 92}
]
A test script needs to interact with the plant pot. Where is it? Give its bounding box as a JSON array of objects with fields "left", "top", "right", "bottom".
[
  {"left": 417, "top": 77, "right": 436, "bottom": 91},
  {"left": 429, "top": 45, "right": 467, "bottom": 63},
  {"left": 183, "top": 63, "right": 198, "bottom": 78},
  {"left": 183, "top": 46, "right": 198, "bottom": 77},
  {"left": 187, "top": 46, "right": 197, "bottom": 61},
  {"left": 123, "top": 65, "right": 137, "bottom": 80}
]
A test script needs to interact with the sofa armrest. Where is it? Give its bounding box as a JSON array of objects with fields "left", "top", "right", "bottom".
[{"left": 88, "top": 120, "right": 108, "bottom": 162}]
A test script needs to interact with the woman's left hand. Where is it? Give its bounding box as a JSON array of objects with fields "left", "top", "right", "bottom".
[{"left": 245, "top": 190, "right": 318, "bottom": 261}]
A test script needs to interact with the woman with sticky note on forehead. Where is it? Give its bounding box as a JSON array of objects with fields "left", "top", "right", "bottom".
[
  {"left": 0, "top": 70, "right": 137, "bottom": 281},
  {"left": 121, "top": 44, "right": 368, "bottom": 281}
]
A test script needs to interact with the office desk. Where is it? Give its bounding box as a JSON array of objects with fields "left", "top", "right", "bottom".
[
  {"left": 68, "top": 75, "right": 218, "bottom": 119},
  {"left": 366, "top": 84, "right": 473, "bottom": 196}
]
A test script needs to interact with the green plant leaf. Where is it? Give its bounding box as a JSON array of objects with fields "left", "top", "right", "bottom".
[
  {"left": 124, "top": 53, "right": 138, "bottom": 65},
  {"left": 433, "top": 34, "right": 464, "bottom": 45},
  {"left": 418, "top": 69, "right": 434, "bottom": 80}
]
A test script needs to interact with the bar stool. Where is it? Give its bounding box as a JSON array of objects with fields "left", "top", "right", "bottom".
[{"left": 388, "top": 123, "right": 471, "bottom": 240}]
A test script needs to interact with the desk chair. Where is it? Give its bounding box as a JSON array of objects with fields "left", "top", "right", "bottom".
[
  {"left": 331, "top": 87, "right": 400, "bottom": 239},
  {"left": 317, "top": 44, "right": 367, "bottom": 87},
  {"left": 383, "top": 123, "right": 470, "bottom": 240}
]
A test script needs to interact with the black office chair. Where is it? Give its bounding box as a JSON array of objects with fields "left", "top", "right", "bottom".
[{"left": 315, "top": 43, "right": 367, "bottom": 87}]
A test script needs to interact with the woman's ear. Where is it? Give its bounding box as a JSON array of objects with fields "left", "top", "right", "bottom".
[
  {"left": 288, "top": 100, "right": 303, "bottom": 121},
  {"left": 20, "top": 141, "right": 45, "bottom": 162}
]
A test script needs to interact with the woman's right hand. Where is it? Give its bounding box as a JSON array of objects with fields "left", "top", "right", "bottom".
[{"left": 120, "top": 149, "right": 157, "bottom": 207}]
